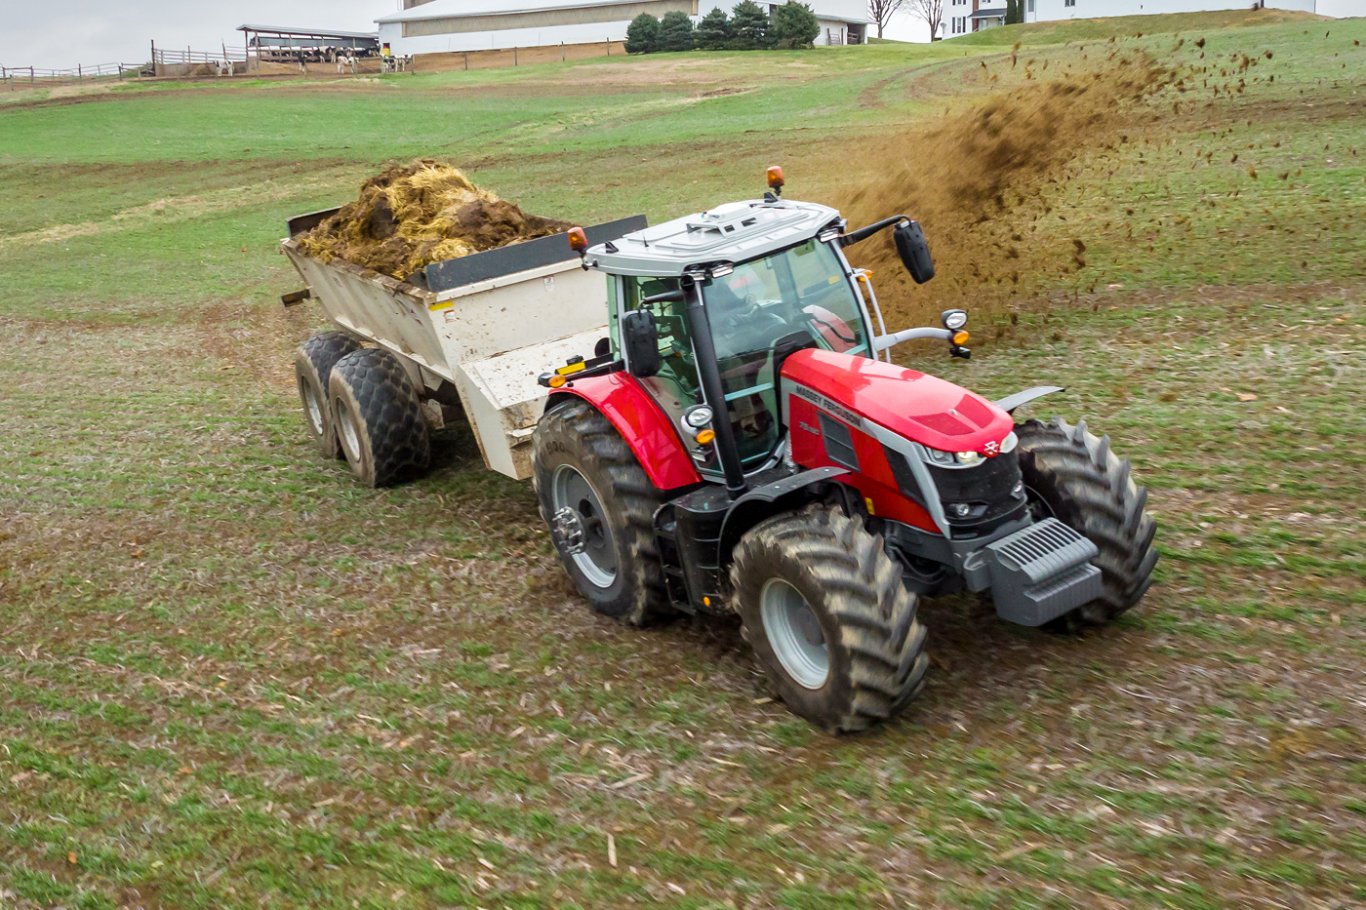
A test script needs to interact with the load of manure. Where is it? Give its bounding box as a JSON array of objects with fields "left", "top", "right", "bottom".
[{"left": 299, "top": 159, "right": 572, "bottom": 280}]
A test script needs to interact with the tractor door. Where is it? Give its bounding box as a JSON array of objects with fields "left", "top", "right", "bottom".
[{"left": 702, "top": 240, "right": 874, "bottom": 471}]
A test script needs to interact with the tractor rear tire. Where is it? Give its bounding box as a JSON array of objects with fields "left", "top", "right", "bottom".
[
  {"left": 328, "top": 348, "right": 430, "bottom": 488},
  {"left": 730, "top": 506, "right": 928, "bottom": 734},
  {"left": 1016, "top": 417, "right": 1158, "bottom": 630},
  {"left": 295, "top": 331, "right": 361, "bottom": 459},
  {"left": 532, "top": 398, "right": 672, "bottom": 627}
]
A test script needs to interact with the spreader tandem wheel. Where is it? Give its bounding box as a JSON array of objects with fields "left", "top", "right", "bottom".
[
  {"left": 327, "top": 348, "right": 431, "bottom": 488},
  {"left": 731, "top": 506, "right": 929, "bottom": 733},
  {"left": 294, "top": 331, "right": 362, "bottom": 459},
  {"left": 1015, "top": 417, "right": 1159, "bottom": 630}
]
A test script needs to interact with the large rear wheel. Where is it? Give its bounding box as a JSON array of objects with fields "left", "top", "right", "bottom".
[
  {"left": 532, "top": 399, "right": 672, "bottom": 626},
  {"left": 731, "top": 506, "right": 928, "bottom": 733},
  {"left": 1016, "top": 417, "right": 1158, "bottom": 630},
  {"left": 295, "top": 331, "right": 361, "bottom": 458}
]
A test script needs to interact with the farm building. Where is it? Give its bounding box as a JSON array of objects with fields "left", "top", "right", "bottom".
[
  {"left": 943, "top": 0, "right": 1323, "bottom": 37},
  {"left": 376, "top": 0, "right": 869, "bottom": 56},
  {"left": 237, "top": 25, "right": 380, "bottom": 62}
]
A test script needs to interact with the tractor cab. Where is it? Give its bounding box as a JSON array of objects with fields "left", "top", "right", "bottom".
[{"left": 584, "top": 192, "right": 882, "bottom": 483}]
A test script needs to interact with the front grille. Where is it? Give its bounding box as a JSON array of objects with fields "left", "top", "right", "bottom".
[{"left": 929, "top": 451, "right": 1027, "bottom": 538}]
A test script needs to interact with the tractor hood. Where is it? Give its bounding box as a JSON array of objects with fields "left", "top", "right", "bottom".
[{"left": 781, "top": 349, "right": 1014, "bottom": 455}]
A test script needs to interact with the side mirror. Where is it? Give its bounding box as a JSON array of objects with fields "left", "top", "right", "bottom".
[
  {"left": 894, "top": 220, "right": 935, "bottom": 285},
  {"left": 621, "top": 310, "right": 661, "bottom": 378}
]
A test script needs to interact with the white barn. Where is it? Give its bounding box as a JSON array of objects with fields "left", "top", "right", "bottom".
[
  {"left": 376, "top": 0, "right": 870, "bottom": 56},
  {"left": 943, "top": 0, "right": 1326, "bottom": 38}
]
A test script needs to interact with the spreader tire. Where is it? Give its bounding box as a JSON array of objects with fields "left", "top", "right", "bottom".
[
  {"left": 328, "top": 348, "right": 430, "bottom": 488},
  {"left": 731, "top": 506, "right": 928, "bottom": 734},
  {"left": 1016, "top": 417, "right": 1158, "bottom": 629},
  {"left": 532, "top": 398, "right": 672, "bottom": 627},
  {"left": 295, "top": 331, "right": 361, "bottom": 459}
]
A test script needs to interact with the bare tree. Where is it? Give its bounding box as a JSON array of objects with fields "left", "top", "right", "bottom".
[
  {"left": 906, "top": 0, "right": 944, "bottom": 41},
  {"left": 867, "top": 0, "right": 908, "bottom": 39}
]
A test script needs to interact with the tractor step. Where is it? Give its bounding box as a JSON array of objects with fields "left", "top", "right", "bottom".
[{"left": 980, "top": 518, "right": 1103, "bottom": 626}]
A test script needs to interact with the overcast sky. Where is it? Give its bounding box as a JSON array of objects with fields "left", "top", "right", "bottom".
[
  {"left": 0, "top": 1, "right": 1358, "bottom": 69},
  {"left": 0, "top": 1, "right": 392, "bottom": 69}
]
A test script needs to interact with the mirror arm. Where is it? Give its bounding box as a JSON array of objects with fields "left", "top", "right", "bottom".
[
  {"left": 840, "top": 215, "right": 909, "bottom": 247},
  {"left": 873, "top": 326, "right": 952, "bottom": 352}
]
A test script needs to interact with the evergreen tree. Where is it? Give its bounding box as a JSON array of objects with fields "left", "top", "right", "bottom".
[
  {"left": 729, "top": 0, "right": 770, "bottom": 49},
  {"left": 695, "top": 7, "right": 734, "bottom": 50},
  {"left": 770, "top": 1, "right": 820, "bottom": 48},
  {"left": 625, "top": 13, "right": 662, "bottom": 54},
  {"left": 1005, "top": 0, "right": 1022, "bottom": 25},
  {"left": 659, "top": 10, "right": 696, "bottom": 51}
]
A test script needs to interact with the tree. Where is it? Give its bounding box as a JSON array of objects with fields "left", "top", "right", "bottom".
[
  {"left": 696, "top": 7, "right": 734, "bottom": 50},
  {"left": 771, "top": 1, "right": 820, "bottom": 48},
  {"left": 867, "top": 0, "right": 907, "bottom": 39},
  {"left": 730, "top": 0, "right": 770, "bottom": 49},
  {"left": 1005, "top": 0, "right": 1023, "bottom": 25},
  {"left": 625, "top": 13, "right": 661, "bottom": 54},
  {"left": 659, "top": 10, "right": 697, "bottom": 51},
  {"left": 906, "top": 0, "right": 944, "bottom": 40}
]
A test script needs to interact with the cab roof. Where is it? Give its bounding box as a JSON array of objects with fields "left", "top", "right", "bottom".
[{"left": 586, "top": 197, "right": 843, "bottom": 279}]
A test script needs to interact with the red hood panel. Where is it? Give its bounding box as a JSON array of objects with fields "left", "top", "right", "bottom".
[{"left": 782, "top": 349, "right": 1014, "bottom": 454}]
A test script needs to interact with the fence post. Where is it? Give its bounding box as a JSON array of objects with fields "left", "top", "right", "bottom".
[
  {"left": 463, "top": 52, "right": 468, "bottom": 71},
  {"left": 30, "top": 67, "right": 35, "bottom": 84},
  {"left": 78, "top": 64, "right": 82, "bottom": 80},
  {"left": 514, "top": 46, "right": 518, "bottom": 66}
]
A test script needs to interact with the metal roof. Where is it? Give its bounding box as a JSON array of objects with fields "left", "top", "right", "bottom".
[
  {"left": 377, "top": 0, "right": 680, "bottom": 24},
  {"left": 969, "top": 8, "right": 1007, "bottom": 18},
  {"left": 237, "top": 25, "right": 378, "bottom": 40},
  {"left": 587, "top": 198, "right": 843, "bottom": 279}
]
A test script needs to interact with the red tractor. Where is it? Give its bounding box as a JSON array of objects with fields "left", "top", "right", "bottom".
[{"left": 534, "top": 171, "right": 1158, "bottom": 732}]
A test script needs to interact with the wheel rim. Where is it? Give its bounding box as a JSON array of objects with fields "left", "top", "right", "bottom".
[
  {"left": 336, "top": 401, "right": 361, "bottom": 464},
  {"left": 760, "top": 578, "right": 829, "bottom": 690},
  {"left": 550, "top": 465, "right": 618, "bottom": 588},
  {"left": 301, "top": 378, "right": 325, "bottom": 437}
]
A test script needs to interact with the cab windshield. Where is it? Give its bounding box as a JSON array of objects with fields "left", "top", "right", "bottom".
[
  {"left": 702, "top": 239, "right": 869, "bottom": 467},
  {"left": 617, "top": 239, "right": 868, "bottom": 474}
]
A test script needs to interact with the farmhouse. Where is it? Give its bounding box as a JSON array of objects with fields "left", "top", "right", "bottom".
[
  {"left": 943, "top": 0, "right": 1324, "bottom": 37},
  {"left": 376, "top": 0, "right": 870, "bottom": 56}
]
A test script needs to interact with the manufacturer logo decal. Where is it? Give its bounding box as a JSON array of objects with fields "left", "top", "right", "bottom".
[{"left": 983, "top": 440, "right": 1000, "bottom": 458}]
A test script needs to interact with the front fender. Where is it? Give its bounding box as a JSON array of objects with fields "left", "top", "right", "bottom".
[
  {"left": 546, "top": 373, "right": 701, "bottom": 492},
  {"left": 717, "top": 466, "right": 851, "bottom": 566},
  {"left": 994, "top": 385, "right": 1065, "bottom": 415}
]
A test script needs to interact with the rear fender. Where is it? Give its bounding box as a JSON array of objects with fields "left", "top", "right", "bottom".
[
  {"left": 546, "top": 373, "right": 701, "bottom": 492},
  {"left": 717, "top": 467, "right": 851, "bottom": 567}
]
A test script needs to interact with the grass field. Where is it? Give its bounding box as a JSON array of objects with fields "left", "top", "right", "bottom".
[{"left": 1, "top": 10, "right": 1363, "bottom": 909}]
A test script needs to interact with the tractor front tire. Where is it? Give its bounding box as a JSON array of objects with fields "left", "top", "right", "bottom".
[
  {"left": 295, "top": 331, "right": 361, "bottom": 459},
  {"left": 328, "top": 348, "right": 431, "bottom": 488},
  {"left": 532, "top": 399, "right": 672, "bottom": 627},
  {"left": 731, "top": 506, "right": 928, "bottom": 734},
  {"left": 1016, "top": 417, "right": 1158, "bottom": 629}
]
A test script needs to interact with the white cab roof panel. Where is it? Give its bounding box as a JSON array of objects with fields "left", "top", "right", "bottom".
[{"left": 587, "top": 198, "right": 843, "bottom": 278}]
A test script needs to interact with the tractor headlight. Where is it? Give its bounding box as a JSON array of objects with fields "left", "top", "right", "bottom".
[
  {"left": 942, "top": 309, "right": 968, "bottom": 331},
  {"left": 926, "top": 448, "right": 956, "bottom": 465},
  {"left": 682, "top": 405, "right": 714, "bottom": 429},
  {"left": 947, "top": 502, "right": 972, "bottom": 519},
  {"left": 956, "top": 450, "right": 982, "bottom": 465}
]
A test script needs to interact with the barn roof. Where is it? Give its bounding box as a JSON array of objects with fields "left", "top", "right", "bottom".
[
  {"left": 237, "top": 25, "right": 378, "bottom": 40},
  {"left": 375, "top": 0, "right": 654, "bottom": 24}
]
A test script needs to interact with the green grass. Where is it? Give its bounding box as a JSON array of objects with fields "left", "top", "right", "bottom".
[{"left": 2, "top": 10, "right": 1364, "bottom": 909}]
